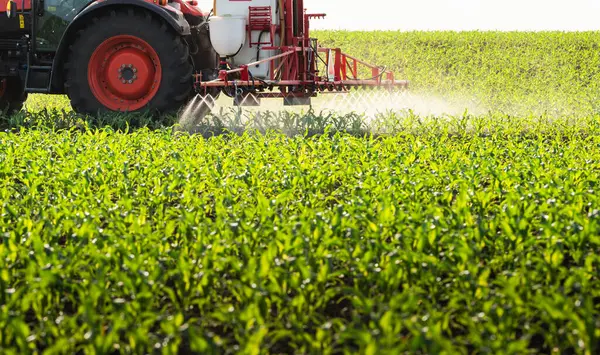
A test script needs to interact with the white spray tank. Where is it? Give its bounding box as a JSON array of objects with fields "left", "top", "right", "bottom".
[
  {"left": 209, "top": 0, "right": 280, "bottom": 79},
  {"left": 208, "top": 15, "right": 247, "bottom": 58}
]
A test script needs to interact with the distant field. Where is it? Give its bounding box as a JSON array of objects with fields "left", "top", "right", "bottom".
[
  {"left": 1, "top": 31, "right": 600, "bottom": 354},
  {"left": 316, "top": 30, "right": 600, "bottom": 116},
  {"left": 19, "top": 31, "right": 600, "bottom": 119}
]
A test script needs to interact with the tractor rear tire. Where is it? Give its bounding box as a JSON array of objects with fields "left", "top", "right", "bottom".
[
  {"left": 0, "top": 76, "right": 27, "bottom": 115},
  {"left": 64, "top": 8, "right": 193, "bottom": 116}
]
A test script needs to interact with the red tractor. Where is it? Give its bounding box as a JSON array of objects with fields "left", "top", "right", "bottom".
[
  {"left": 0, "top": 0, "right": 217, "bottom": 115},
  {"left": 0, "top": 0, "right": 407, "bottom": 117}
]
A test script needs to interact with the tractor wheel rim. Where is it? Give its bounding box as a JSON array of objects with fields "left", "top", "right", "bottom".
[{"left": 88, "top": 35, "right": 161, "bottom": 111}]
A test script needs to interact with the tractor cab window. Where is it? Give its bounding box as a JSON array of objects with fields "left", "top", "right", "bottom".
[{"left": 36, "top": 0, "right": 90, "bottom": 51}]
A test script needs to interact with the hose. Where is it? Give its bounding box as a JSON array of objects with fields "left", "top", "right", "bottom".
[
  {"left": 256, "top": 30, "right": 268, "bottom": 64},
  {"left": 278, "top": 0, "right": 285, "bottom": 46}
]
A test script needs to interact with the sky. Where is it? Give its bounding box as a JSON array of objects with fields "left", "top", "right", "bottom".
[{"left": 198, "top": 0, "right": 600, "bottom": 31}]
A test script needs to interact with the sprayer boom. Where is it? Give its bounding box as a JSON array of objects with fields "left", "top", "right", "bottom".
[
  {"left": 195, "top": 1, "right": 409, "bottom": 106},
  {"left": 195, "top": 47, "right": 408, "bottom": 101}
]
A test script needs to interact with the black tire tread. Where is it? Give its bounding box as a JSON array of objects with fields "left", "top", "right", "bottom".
[{"left": 64, "top": 7, "right": 193, "bottom": 116}]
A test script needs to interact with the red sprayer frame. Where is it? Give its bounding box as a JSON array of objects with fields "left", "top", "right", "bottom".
[{"left": 194, "top": 1, "right": 408, "bottom": 103}]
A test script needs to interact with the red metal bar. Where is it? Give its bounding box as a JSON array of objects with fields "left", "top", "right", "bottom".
[
  {"left": 270, "top": 55, "right": 275, "bottom": 80},
  {"left": 344, "top": 59, "right": 353, "bottom": 79},
  {"left": 343, "top": 59, "right": 353, "bottom": 79},
  {"left": 250, "top": 92, "right": 316, "bottom": 99},
  {"left": 341, "top": 52, "right": 380, "bottom": 69},
  {"left": 285, "top": 0, "right": 294, "bottom": 46},
  {"left": 209, "top": 47, "right": 402, "bottom": 85},
  {"left": 288, "top": 53, "right": 297, "bottom": 81},
  {"left": 240, "top": 65, "right": 249, "bottom": 81},
  {"left": 218, "top": 70, "right": 228, "bottom": 82},
  {"left": 198, "top": 79, "right": 408, "bottom": 87},
  {"left": 372, "top": 68, "right": 380, "bottom": 83},
  {"left": 334, "top": 49, "right": 342, "bottom": 81},
  {"left": 304, "top": 13, "right": 310, "bottom": 39},
  {"left": 341, "top": 52, "right": 394, "bottom": 80},
  {"left": 273, "top": 57, "right": 286, "bottom": 77},
  {"left": 281, "top": 54, "right": 289, "bottom": 80},
  {"left": 299, "top": 30, "right": 306, "bottom": 81}
]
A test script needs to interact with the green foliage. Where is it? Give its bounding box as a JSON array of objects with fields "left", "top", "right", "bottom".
[
  {"left": 1, "top": 115, "right": 600, "bottom": 353},
  {"left": 1, "top": 31, "right": 600, "bottom": 354},
  {"left": 315, "top": 30, "right": 600, "bottom": 115}
]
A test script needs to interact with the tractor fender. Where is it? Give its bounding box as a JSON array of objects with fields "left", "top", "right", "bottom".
[{"left": 49, "top": 0, "right": 191, "bottom": 93}]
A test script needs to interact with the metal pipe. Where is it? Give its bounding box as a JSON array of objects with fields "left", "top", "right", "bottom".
[
  {"left": 224, "top": 49, "right": 299, "bottom": 74},
  {"left": 340, "top": 53, "right": 387, "bottom": 71},
  {"left": 198, "top": 79, "right": 409, "bottom": 87}
]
